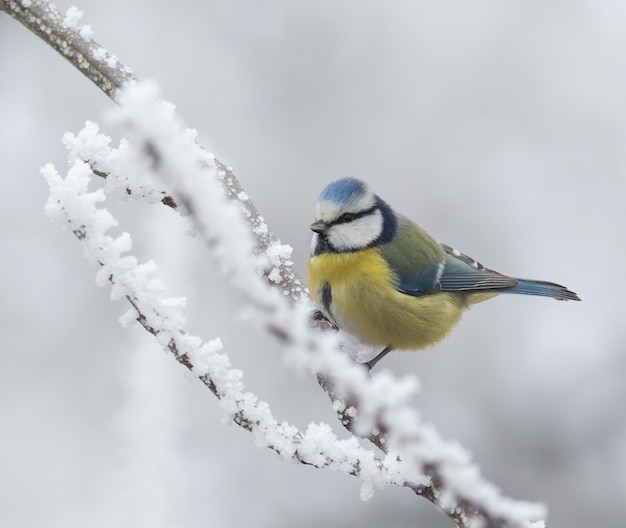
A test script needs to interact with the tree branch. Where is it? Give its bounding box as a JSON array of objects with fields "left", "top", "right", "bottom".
[
  {"left": 102, "top": 83, "right": 545, "bottom": 528},
  {"left": 1, "top": 0, "right": 134, "bottom": 99},
  {"left": 7, "top": 2, "right": 546, "bottom": 527},
  {"left": 42, "top": 160, "right": 396, "bottom": 497},
  {"left": 1, "top": 0, "right": 305, "bottom": 303}
]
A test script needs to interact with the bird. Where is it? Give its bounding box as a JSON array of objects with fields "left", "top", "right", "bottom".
[{"left": 306, "top": 177, "right": 580, "bottom": 370}]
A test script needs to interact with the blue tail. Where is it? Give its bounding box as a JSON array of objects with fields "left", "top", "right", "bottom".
[{"left": 500, "top": 279, "right": 580, "bottom": 301}]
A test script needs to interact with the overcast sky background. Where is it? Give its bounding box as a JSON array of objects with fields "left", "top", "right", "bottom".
[{"left": 1, "top": 2, "right": 625, "bottom": 527}]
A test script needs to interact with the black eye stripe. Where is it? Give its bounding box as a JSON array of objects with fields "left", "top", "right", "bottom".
[{"left": 331, "top": 205, "right": 378, "bottom": 226}]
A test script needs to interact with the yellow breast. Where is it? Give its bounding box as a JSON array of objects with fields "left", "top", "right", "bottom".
[{"left": 307, "top": 249, "right": 468, "bottom": 350}]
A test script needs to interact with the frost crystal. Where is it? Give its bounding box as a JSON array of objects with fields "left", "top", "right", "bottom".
[
  {"left": 79, "top": 25, "right": 94, "bottom": 39},
  {"left": 266, "top": 242, "right": 293, "bottom": 266},
  {"left": 63, "top": 6, "right": 83, "bottom": 28}
]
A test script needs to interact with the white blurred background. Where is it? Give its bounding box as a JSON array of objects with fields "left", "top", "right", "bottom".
[{"left": 1, "top": 2, "right": 624, "bottom": 527}]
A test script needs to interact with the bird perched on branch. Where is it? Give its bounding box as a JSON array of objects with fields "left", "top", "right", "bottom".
[{"left": 306, "top": 178, "right": 580, "bottom": 370}]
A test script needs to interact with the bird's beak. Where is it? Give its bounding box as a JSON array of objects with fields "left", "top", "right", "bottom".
[{"left": 310, "top": 220, "right": 329, "bottom": 234}]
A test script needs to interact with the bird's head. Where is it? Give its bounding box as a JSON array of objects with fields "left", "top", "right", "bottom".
[{"left": 310, "top": 178, "right": 397, "bottom": 255}]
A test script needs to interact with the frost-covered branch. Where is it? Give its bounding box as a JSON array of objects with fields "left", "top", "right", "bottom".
[
  {"left": 42, "top": 159, "right": 401, "bottom": 498},
  {"left": 47, "top": 82, "right": 548, "bottom": 527},
  {"left": 83, "top": 82, "right": 543, "bottom": 528},
  {"left": 1, "top": 0, "right": 305, "bottom": 302},
  {"left": 0, "top": 0, "right": 134, "bottom": 99},
  {"left": 9, "top": 1, "right": 547, "bottom": 526}
]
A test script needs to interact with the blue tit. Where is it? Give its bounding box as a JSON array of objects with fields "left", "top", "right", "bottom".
[{"left": 306, "top": 177, "right": 580, "bottom": 369}]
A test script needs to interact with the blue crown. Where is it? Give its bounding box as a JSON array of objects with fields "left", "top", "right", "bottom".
[{"left": 318, "top": 177, "right": 368, "bottom": 205}]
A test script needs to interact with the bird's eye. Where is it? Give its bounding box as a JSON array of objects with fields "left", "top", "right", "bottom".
[{"left": 339, "top": 212, "right": 356, "bottom": 223}]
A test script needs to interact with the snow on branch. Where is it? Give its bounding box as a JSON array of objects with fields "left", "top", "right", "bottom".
[
  {"left": 50, "top": 80, "right": 545, "bottom": 528},
  {"left": 5, "top": 1, "right": 548, "bottom": 525},
  {"left": 1, "top": 0, "right": 305, "bottom": 302},
  {"left": 0, "top": 0, "right": 134, "bottom": 99},
  {"left": 41, "top": 159, "right": 397, "bottom": 499}
]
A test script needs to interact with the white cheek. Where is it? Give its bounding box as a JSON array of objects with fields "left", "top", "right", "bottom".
[{"left": 328, "top": 211, "right": 383, "bottom": 251}]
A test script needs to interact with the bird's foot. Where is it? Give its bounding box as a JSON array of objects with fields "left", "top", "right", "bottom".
[{"left": 362, "top": 346, "right": 392, "bottom": 371}]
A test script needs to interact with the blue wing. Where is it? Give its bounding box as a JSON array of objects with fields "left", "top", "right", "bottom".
[
  {"left": 438, "top": 244, "right": 517, "bottom": 291},
  {"left": 393, "top": 244, "right": 580, "bottom": 301},
  {"left": 395, "top": 262, "right": 444, "bottom": 296}
]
